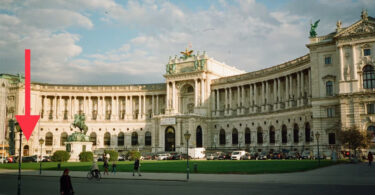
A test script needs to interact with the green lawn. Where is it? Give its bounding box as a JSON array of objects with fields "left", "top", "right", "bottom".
[{"left": 0, "top": 160, "right": 345, "bottom": 174}]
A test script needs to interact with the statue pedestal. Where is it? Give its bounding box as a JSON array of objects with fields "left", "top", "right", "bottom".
[{"left": 65, "top": 141, "right": 93, "bottom": 162}]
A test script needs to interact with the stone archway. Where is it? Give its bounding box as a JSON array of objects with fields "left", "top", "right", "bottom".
[
  {"left": 165, "top": 126, "right": 175, "bottom": 151},
  {"left": 23, "top": 145, "right": 29, "bottom": 156},
  {"left": 196, "top": 126, "right": 203, "bottom": 148}
]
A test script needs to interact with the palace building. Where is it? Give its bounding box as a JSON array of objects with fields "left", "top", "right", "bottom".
[{"left": 1, "top": 11, "right": 375, "bottom": 158}]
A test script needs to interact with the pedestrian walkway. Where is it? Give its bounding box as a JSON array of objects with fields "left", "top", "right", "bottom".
[{"left": 0, "top": 163, "right": 374, "bottom": 185}]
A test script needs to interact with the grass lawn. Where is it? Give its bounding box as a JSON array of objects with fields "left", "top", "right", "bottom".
[{"left": 0, "top": 160, "right": 346, "bottom": 174}]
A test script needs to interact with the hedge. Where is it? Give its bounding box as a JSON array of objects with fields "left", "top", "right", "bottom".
[
  {"left": 79, "top": 152, "right": 93, "bottom": 162},
  {"left": 126, "top": 150, "right": 141, "bottom": 161},
  {"left": 51, "top": 150, "right": 70, "bottom": 162},
  {"left": 104, "top": 150, "right": 118, "bottom": 162}
]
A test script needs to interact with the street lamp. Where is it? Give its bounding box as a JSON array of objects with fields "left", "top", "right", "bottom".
[
  {"left": 15, "top": 122, "right": 22, "bottom": 195},
  {"left": 315, "top": 132, "right": 320, "bottom": 167},
  {"left": 39, "top": 138, "right": 44, "bottom": 175},
  {"left": 184, "top": 131, "right": 191, "bottom": 181}
]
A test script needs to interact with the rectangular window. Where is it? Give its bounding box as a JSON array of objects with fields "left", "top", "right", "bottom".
[
  {"left": 329, "top": 133, "right": 336, "bottom": 145},
  {"left": 367, "top": 103, "right": 375, "bottom": 114},
  {"left": 364, "top": 49, "right": 371, "bottom": 56},
  {"left": 324, "top": 56, "right": 332, "bottom": 65},
  {"left": 327, "top": 107, "right": 335, "bottom": 118}
]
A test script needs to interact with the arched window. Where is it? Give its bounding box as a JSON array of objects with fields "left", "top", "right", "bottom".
[
  {"left": 305, "top": 123, "right": 311, "bottom": 142},
  {"left": 363, "top": 65, "right": 375, "bottom": 89},
  {"left": 104, "top": 132, "right": 110, "bottom": 146},
  {"left": 245, "top": 128, "right": 251, "bottom": 144},
  {"left": 269, "top": 126, "right": 275, "bottom": 144},
  {"left": 293, "top": 124, "right": 299, "bottom": 143},
  {"left": 131, "top": 132, "right": 138, "bottom": 146},
  {"left": 45, "top": 132, "right": 53, "bottom": 146},
  {"left": 23, "top": 145, "right": 29, "bottom": 156},
  {"left": 90, "top": 132, "right": 97, "bottom": 146},
  {"left": 196, "top": 126, "right": 203, "bottom": 147},
  {"left": 232, "top": 129, "right": 238, "bottom": 145},
  {"left": 282, "top": 125, "right": 287, "bottom": 144},
  {"left": 118, "top": 132, "right": 124, "bottom": 146},
  {"left": 219, "top": 129, "right": 225, "bottom": 145},
  {"left": 367, "top": 126, "right": 375, "bottom": 143},
  {"left": 145, "top": 131, "right": 152, "bottom": 146},
  {"left": 60, "top": 132, "right": 68, "bottom": 146},
  {"left": 257, "top": 127, "right": 263, "bottom": 144},
  {"left": 326, "top": 81, "right": 333, "bottom": 96}
]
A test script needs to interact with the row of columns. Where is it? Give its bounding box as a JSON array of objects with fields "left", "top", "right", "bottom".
[
  {"left": 213, "top": 69, "right": 311, "bottom": 116},
  {"left": 40, "top": 94, "right": 163, "bottom": 121}
]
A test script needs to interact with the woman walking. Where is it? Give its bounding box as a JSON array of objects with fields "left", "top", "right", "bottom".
[
  {"left": 133, "top": 158, "right": 141, "bottom": 176},
  {"left": 368, "top": 152, "right": 373, "bottom": 166},
  {"left": 103, "top": 158, "right": 109, "bottom": 175},
  {"left": 60, "top": 168, "right": 74, "bottom": 195}
]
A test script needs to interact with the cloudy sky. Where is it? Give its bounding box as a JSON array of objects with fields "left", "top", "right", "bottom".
[{"left": 0, "top": 0, "right": 374, "bottom": 85}]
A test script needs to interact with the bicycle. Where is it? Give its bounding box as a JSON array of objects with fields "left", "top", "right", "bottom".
[{"left": 87, "top": 170, "right": 101, "bottom": 181}]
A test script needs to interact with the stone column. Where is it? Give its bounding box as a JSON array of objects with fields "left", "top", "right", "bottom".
[
  {"left": 68, "top": 96, "right": 72, "bottom": 119},
  {"left": 352, "top": 45, "right": 357, "bottom": 80},
  {"left": 301, "top": 72, "right": 304, "bottom": 106},
  {"left": 172, "top": 82, "right": 176, "bottom": 111},
  {"left": 138, "top": 95, "right": 141, "bottom": 119},
  {"left": 194, "top": 79, "right": 198, "bottom": 107},
  {"left": 237, "top": 86, "right": 241, "bottom": 115},
  {"left": 265, "top": 81, "right": 269, "bottom": 112},
  {"left": 241, "top": 86, "right": 245, "bottom": 114},
  {"left": 52, "top": 96, "right": 56, "bottom": 120},
  {"left": 339, "top": 46, "right": 344, "bottom": 81},
  {"left": 285, "top": 76, "right": 289, "bottom": 108},
  {"left": 166, "top": 82, "right": 170, "bottom": 109},
  {"left": 229, "top": 87, "right": 232, "bottom": 115},
  {"left": 224, "top": 88, "right": 228, "bottom": 115},
  {"left": 289, "top": 75, "right": 293, "bottom": 106},
  {"left": 253, "top": 84, "right": 257, "bottom": 113},
  {"left": 277, "top": 78, "right": 281, "bottom": 109},
  {"left": 143, "top": 95, "right": 146, "bottom": 119},
  {"left": 156, "top": 95, "right": 159, "bottom": 115},
  {"left": 273, "top": 79, "right": 277, "bottom": 107},
  {"left": 261, "top": 82, "right": 265, "bottom": 112},
  {"left": 152, "top": 95, "right": 155, "bottom": 116},
  {"left": 129, "top": 96, "right": 133, "bottom": 119},
  {"left": 102, "top": 96, "right": 105, "bottom": 120},
  {"left": 88, "top": 96, "right": 92, "bottom": 120},
  {"left": 216, "top": 89, "right": 220, "bottom": 116},
  {"left": 201, "top": 79, "right": 205, "bottom": 106},
  {"left": 308, "top": 69, "right": 312, "bottom": 104}
]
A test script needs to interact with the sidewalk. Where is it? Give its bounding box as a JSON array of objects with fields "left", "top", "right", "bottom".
[{"left": 0, "top": 163, "right": 374, "bottom": 185}]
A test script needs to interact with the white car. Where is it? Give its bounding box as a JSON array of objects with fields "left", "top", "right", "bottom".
[
  {"left": 0, "top": 157, "right": 8, "bottom": 163},
  {"left": 231, "top": 151, "right": 246, "bottom": 160},
  {"left": 156, "top": 154, "right": 170, "bottom": 160}
]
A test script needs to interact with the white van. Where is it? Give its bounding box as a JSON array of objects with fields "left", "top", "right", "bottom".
[{"left": 231, "top": 151, "right": 246, "bottom": 160}]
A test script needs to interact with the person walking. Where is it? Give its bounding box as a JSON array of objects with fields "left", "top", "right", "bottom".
[
  {"left": 112, "top": 161, "right": 117, "bottom": 174},
  {"left": 133, "top": 157, "right": 141, "bottom": 176},
  {"left": 103, "top": 158, "right": 109, "bottom": 175},
  {"left": 60, "top": 168, "right": 74, "bottom": 195},
  {"left": 368, "top": 151, "right": 373, "bottom": 166}
]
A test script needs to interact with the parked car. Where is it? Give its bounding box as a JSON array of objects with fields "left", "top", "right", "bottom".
[
  {"left": 7, "top": 156, "right": 15, "bottom": 163},
  {"left": 156, "top": 153, "right": 170, "bottom": 160},
  {"left": 258, "top": 152, "right": 268, "bottom": 160},
  {"left": 118, "top": 155, "right": 126, "bottom": 161},
  {"left": 286, "top": 151, "right": 297, "bottom": 159},
  {"left": 172, "top": 154, "right": 191, "bottom": 160},
  {"left": 241, "top": 152, "right": 252, "bottom": 160},
  {"left": 270, "top": 152, "right": 282, "bottom": 160},
  {"left": 168, "top": 153, "right": 178, "bottom": 160},
  {"left": 206, "top": 152, "right": 220, "bottom": 160},
  {"left": 41, "top": 156, "right": 51, "bottom": 162},
  {"left": 231, "top": 151, "right": 246, "bottom": 160},
  {"left": 22, "top": 156, "right": 37, "bottom": 162},
  {"left": 218, "top": 152, "right": 231, "bottom": 160},
  {"left": 0, "top": 157, "right": 8, "bottom": 163},
  {"left": 301, "top": 151, "right": 311, "bottom": 159}
]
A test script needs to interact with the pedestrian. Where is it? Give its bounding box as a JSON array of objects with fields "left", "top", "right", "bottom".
[
  {"left": 103, "top": 158, "right": 109, "bottom": 175},
  {"left": 60, "top": 168, "right": 74, "bottom": 195},
  {"left": 91, "top": 160, "right": 99, "bottom": 178},
  {"left": 112, "top": 161, "right": 117, "bottom": 174},
  {"left": 368, "top": 151, "right": 373, "bottom": 166},
  {"left": 133, "top": 157, "right": 141, "bottom": 176}
]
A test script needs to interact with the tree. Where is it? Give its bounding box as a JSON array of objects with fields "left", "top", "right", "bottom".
[{"left": 339, "top": 126, "right": 372, "bottom": 160}]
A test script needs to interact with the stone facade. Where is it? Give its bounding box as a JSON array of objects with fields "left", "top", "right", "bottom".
[{"left": 1, "top": 12, "right": 375, "bottom": 157}]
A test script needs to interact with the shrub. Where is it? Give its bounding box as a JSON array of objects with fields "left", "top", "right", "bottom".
[
  {"left": 126, "top": 150, "right": 141, "bottom": 161},
  {"left": 79, "top": 152, "right": 93, "bottom": 162},
  {"left": 104, "top": 150, "right": 118, "bottom": 162},
  {"left": 51, "top": 150, "right": 70, "bottom": 162}
]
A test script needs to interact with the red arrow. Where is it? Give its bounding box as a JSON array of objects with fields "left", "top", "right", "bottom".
[{"left": 15, "top": 49, "right": 40, "bottom": 141}]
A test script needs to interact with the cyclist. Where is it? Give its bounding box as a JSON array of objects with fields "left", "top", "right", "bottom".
[{"left": 91, "top": 160, "right": 99, "bottom": 178}]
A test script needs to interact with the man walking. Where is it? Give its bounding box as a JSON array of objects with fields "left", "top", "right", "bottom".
[
  {"left": 368, "top": 151, "right": 373, "bottom": 166},
  {"left": 133, "top": 157, "right": 141, "bottom": 176},
  {"left": 60, "top": 168, "right": 74, "bottom": 195}
]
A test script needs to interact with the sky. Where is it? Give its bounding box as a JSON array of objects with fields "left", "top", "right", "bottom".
[{"left": 0, "top": 0, "right": 374, "bottom": 85}]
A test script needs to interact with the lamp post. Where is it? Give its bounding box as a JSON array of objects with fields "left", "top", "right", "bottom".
[
  {"left": 39, "top": 138, "right": 44, "bottom": 175},
  {"left": 184, "top": 131, "right": 191, "bottom": 181},
  {"left": 315, "top": 132, "right": 320, "bottom": 167},
  {"left": 15, "top": 122, "right": 22, "bottom": 195}
]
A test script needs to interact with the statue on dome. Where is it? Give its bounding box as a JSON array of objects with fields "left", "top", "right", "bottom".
[
  {"left": 180, "top": 48, "right": 194, "bottom": 60},
  {"left": 310, "top": 19, "right": 320, "bottom": 37}
]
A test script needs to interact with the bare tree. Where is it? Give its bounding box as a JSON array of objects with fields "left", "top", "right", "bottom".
[{"left": 338, "top": 126, "right": 372, "bottom": 160}]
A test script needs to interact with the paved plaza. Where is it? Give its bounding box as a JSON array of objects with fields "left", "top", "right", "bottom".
[{"left": 0, "top": 163, "right": 374, "bottom": 194}]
